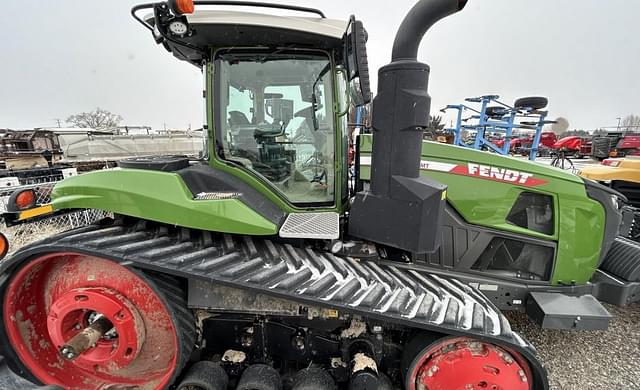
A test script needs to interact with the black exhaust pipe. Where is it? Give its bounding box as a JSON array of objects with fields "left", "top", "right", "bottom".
[
  {"left": 349, "top": 0, "right": 467, "bottom": 253},
  {"left": 392, "top": 0, "right": 468, "bottom": 61}
]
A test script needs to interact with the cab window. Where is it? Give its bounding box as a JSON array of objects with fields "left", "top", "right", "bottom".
[{"left": 216, "top": 50, "right": 335, "bottom": 205}]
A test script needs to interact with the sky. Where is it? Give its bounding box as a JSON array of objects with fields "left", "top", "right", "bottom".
[{"left": 1, "top": 0, "right": 638, "bottom": 131}]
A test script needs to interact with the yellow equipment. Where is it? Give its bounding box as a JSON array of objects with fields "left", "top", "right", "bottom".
[{"left": 580, "top": 157, "right": 640, "bottom": 207}]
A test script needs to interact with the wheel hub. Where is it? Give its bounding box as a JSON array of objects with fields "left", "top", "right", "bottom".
[{"left": 47, "top": 287, "right": 145, "bottom": 369}]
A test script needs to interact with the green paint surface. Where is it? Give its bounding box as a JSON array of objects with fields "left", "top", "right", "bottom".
[
  {"left": 359, "top": 136, "right": 605, "bottom": 285},
  {"left": 51, "top": 169, "right": 278, "bottom": 235}
]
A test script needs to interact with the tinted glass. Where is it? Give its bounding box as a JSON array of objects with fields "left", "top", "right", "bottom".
[{"left": 217, "top": 51, "right": 335, "bottom": 205}]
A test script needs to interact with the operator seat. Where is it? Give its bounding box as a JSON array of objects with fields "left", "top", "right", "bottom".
[{"left": 228, "top": 111, "right": 251, "bottom": 128}]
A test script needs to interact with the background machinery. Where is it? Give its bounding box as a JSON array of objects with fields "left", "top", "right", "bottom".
[
  {"left": 0, "top": 127, "right": 204, "bottom": 186},
  {"left": 0, "top": 1, "right": 550, "bottom": 389},
  {"left": 0, "top": 129, "right": 71, "bottom": 186},
  {"left": 579, "top": 157, "right": 640, "bottom": 241},
  {"left": 551, "top": 135, "right": 592, "bottom": 160},
  {"left": 591, "top": 132, "right": 640, "bottom": 160},
  {"left": 441, "top": 94, "right": 555, "bottom": 160},
  {"left": 580, "top": 157, "right": 640, "bottom": 208}
]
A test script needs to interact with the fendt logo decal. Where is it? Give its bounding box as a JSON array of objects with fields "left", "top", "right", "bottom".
[{"left": 420, "top": 160, "right": 547, "bottom": 187}]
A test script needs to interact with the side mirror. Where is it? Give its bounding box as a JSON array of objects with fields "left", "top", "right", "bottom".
[{"left": 344, "top": 16, "right": 372, "bottom": 105}]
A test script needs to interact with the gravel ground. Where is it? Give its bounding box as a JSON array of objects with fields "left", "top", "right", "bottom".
[{"left": 508, "top": 304, "right": 640, "bottom": 389}]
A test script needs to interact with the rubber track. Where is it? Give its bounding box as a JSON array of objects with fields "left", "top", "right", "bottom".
[
  {"left": 601, "top": 236, "right": 640, "bottom": 282},
  {"left": 4, "top": 221, "right": 548, "bottom": 388},
  {"left": 141, "top": 270, "right": 196, "bottom": 383}
]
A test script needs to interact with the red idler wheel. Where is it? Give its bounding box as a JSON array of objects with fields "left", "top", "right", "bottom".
[
  {"left": 405, "top": 337, "right": 532, "bottom": 390},
  {"left": 3, "top": 253, "right": 184, "bottom": 389}
]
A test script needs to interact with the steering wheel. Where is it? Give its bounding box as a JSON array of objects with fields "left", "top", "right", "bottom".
[
  {"left": 294, "top": 106, "right": 318, "bottom": 131},
  {"left": 299, "top": 154, "right": 328, "bottom": 187}
]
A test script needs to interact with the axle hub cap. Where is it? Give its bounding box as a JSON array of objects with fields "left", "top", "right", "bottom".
[{"left": 46, "top": 287, "right": 144, "bottom": 369}]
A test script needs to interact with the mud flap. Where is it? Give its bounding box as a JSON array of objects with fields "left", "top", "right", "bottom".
[
  {"left": 601, "top": 237, "right": 640, "bottom": 282},
  {"left": 526, "top": 292, "right": 611, "bottom": 330}
]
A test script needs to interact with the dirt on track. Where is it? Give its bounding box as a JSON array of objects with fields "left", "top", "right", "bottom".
[{"left": 508, "top": 304, "right": 640, "bottom": 390}]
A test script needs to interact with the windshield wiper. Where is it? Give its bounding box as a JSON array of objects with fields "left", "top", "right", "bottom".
[{"left": 310, "top": 63, "right": 331, "bottom": 131}]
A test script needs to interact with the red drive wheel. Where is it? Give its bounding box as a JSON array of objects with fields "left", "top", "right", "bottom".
[
  {"left": 3, "top": 252, "right": 192, "bottom": 389},
  {"left": 405, "top": 337, "right": 533, "bottom": 390}
]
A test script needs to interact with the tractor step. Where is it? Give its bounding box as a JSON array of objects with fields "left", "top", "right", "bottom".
[
  {"left": 526, "top": 292, "right": 611, "bottom": 330},
  {"left": 591, "top": 269, "right": 640, "bottom": 306},
  {"left": 601, "top": 237, "right": 640, "bottom": 282}
]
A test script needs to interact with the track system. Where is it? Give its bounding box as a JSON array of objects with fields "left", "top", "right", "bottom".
[
  {"left": 0, "top": 219, "right": 549, "bottom": 389},
  {"left": 601, "top": 237, "right": 640, "bottom": 282}
]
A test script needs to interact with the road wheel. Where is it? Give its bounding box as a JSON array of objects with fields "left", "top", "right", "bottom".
[
  {"left": 485, "top": 106, "right": 507, "bottom": 119},
  {"left": 514, "top": 97, "right": 548, "bottom": 110},
  {"left": 2, "top": 253, "right": 194, "bottom": 389},
  {"left": 404, "top": 336, "right": 532, "bottom": 390}
]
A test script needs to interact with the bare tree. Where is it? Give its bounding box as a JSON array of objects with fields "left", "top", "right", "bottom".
[
  {"left": 66, "top": 108, "right": 123, "bottom": 130},
  {"left": 558, "top": 129, "right": 590, "bottom": 139},
  {"left": 621, "top": 114, "right": 640, "bottom": 132}
]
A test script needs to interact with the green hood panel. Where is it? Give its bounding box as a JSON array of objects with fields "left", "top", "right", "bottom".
[
  {"left": 358, "top": 135, "right": 606, "bottom": 285},
  {"left": 51, "top": 169, "right": 278, "bottom": 235}
]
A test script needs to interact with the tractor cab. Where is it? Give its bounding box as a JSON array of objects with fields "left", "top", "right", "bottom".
[
  {"left": 133, "top": 1, "right": 371, "bottom": 209},
  {"left": 216, "top": 49, "right": 337, "bottom": 204}
]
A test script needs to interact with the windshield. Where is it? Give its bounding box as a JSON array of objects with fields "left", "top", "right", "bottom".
[{"left": 216, "top": 50, "right": 335, "bottom": 205}]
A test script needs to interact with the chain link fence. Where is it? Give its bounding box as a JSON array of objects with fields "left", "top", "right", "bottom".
[
  {"left": 0, "top": 181, "right": 57, "bottom": 214},
  {"left": 0, "top": 179, "right": 111, "bottom": 254}
]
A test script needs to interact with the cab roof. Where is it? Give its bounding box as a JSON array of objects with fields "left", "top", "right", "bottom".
[
  {"left": 143, "top": 9, "right": 348, "bottom": 66},
  {"left": 186, "top": 11, "right": 347, "bottom": 40}
]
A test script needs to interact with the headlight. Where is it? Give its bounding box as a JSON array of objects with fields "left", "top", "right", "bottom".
[{"left": 611, "top": 194, "right": 622, "bottom": 210}]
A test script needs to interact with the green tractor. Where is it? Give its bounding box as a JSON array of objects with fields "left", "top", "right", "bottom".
[{"left": 3, "top": 0, "right": 635, "bottom": 389}]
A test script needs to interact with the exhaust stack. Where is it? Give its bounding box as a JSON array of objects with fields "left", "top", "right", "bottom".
[
  {"left": 392, "top": 0, "right": 468, "bottom": 61},
  {"left": 349, "top": 0, "right": 467, "bottom": 253}
]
